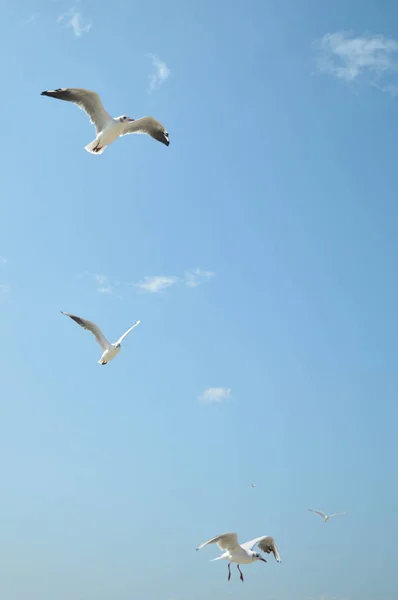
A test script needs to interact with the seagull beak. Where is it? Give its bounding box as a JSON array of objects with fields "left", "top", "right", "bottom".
[
  {"left": 259, "top": 557, "right": 267, "bottom": 563},
  {"left": 128, "top": 118, "right": 135, "bottom": 121}
]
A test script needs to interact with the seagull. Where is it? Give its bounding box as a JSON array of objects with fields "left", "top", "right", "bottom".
[
  {"left": 308, "top": 509, "right": 346, "bottom": 523},
  {"left": 251, "top": 483, "right": 256, "bottom": 488},
  {"left": 41, "top": 88, "right": 170, "bottom": 154},
  {"left": 196, "top": 533, "right": 281, "bottom": 582},
  {"left": 61, "top": 311, "right": 140, "bottom": 365}
]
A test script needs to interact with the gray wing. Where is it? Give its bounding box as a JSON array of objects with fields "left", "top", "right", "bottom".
[
  {"left": 61, "top": 311, "right": 111, "bottom": 350},
  {"left": 196, "top": 533, "right": 239, "bottom": 551},
  {"left": 41, "top": 88, "right": 112, "bottom": 133},
  {"left": 309, "top": 509, "right": 326, "bottom": 518},
  {"left": 121, "top": 116, "right": 170, "bottom": 146},
  {"left": 241, "top": 536, "right": 281, "bottom": 562},
  {"left": 329, "top": 512, "right": 346, "bottom": 518},
  {"left": 115, "top": 320, "right": 141, "bottom": 345}
]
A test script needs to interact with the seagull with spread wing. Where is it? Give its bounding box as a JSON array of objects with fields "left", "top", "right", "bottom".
[
  {"left": 196, "top": 532, "right": 281, "bottom": 582},
  {"left": 308, "top": 509, "right": 346, "bottom": 523},
  {"left": 61, "top": 311, "right": 140, "bottom": 365},
  {"left": 41, "top": 88, "right": 169, "bottom": 154}
]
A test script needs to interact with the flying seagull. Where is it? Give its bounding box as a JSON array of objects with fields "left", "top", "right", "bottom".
[
  {"left": 196, "top": 533, "right": 281, "bottom": 582},
  {"left": 308, "top": 509, "right": 346, "bottom": 523},
  {"left": 61, "top": 311, "right": 140, "bottom": 365},
  {"left": 41, "top": 88, "right": 169, "bottom": 154}
]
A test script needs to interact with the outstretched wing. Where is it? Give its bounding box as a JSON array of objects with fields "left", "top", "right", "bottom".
[
  {"left": 309, "top": 509, "right": 326, "bottom": 519},
  {"left": 196, "top": 533, "right": 239, "bottom": 552},
  {"left": 61, "top": 311, "right": 111, "bottom": 350},
  {"left": 41, "top": 88, "right": 112, "bottom": 133},
  {"left": 121, "top": 116, "right": 170, "bottom": 146},
  {"left": 329, "top": 512, "right": 346, "bottom": 519},
  {"left": 115, "top": 320, "right": 141, "bottom": 345},
  {"left": 241, "top": 536, "right": 281, "bottom": 562}
]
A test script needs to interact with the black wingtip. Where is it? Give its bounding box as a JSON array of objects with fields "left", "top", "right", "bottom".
[{"left": 41, "top": 89, "right": 63, "bottom": 97}]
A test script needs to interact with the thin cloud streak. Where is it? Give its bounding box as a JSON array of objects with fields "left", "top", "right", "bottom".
[
  {"left": 22, "top": 13, "right": 39, "bottom": 25},
  {"left": 148, "top": 54, "right": 170, "bottom": 92},
  {"left": 199, "top": 387, "right": 232, "bottom": 404},
  {"left": 57, "top": 7, "right": 92, "bottom": 37},
  {"left": 134, "top": 275, "right": 179, "bottom": 293},
  {"left": 93, "top": 274, "right": 115, "bottom": 295},
  {"left": 78, "top": 268, "right": 215, "bottom": 295},
  {"left": 184, "top": 268, "right": 215, "bottom": 288},
  {"left": 132, "top": 268, "right": 215, "bottom": 293},
  {"left": 77, "top": 272, "right": 119, "bottom": 295},
  {"left": 316, "top": 31, "right": 398, "bottom": 92}
]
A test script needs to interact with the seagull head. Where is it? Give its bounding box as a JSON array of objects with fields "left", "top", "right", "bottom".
[
  {"left": 119, "top": 115, "right": 135, "bottom": 123},
  {"left": 252, "top": 552, "right": 267, "bottom": 563},
  {"left": 115, "top": 343, "right": 121, "bottom": 349}
]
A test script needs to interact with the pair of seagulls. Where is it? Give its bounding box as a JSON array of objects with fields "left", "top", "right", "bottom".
[
  {"left": 197, "top": 511, "right": 345, "bottom": 582},
  {"left": 196, "top": 532, "right": 281, "bottom": 582},
  {"left": 61, "top": 312, "right": 140, "bottom": 365},
  {"left": 41, "top": 87, "right": 169, "bottom": 154}
]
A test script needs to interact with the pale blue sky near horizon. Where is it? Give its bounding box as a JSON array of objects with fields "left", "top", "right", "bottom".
[{"left": 0, "top": 1, "right": 397, "bottom": 599}]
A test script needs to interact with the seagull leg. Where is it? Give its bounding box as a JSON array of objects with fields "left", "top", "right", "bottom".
[
  {"left": 228, "top": 563, "right": 231, "bottom": 581},
  {"left": 237, "top": 564, "right": 244, "bottom": 582}
]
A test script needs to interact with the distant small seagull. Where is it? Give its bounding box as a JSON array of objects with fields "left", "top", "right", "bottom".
[
  {"left": 308, "top": 509, "right": 346, "bottom": 523},
  {"left": 251, "top": 483, "right": 256, "bottom": 488},
  {"left": 196, "top": 533, "right": 281, "bottom": 582},
  {"left": 41, "top": 88, "right": 170, "bottom": 154},
  {"left": 61, "top": 311, "right": 140, "bottom": 365}
]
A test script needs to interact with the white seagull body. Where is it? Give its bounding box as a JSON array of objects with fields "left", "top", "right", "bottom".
[
  {"left": 41, "top": 88, "right": 169, "bottom": 154},
  {"left": 196, "top": 532, "right": 281, "bottom": 582},
  {"left": 308, "top": 509, "right": 346, "bottom": 523},
  {"left": 61, "top": 311, "right": 140, "bottom": 365}
]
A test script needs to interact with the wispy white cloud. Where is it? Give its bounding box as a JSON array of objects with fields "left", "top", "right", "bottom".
[
  {"left": 134, "top": 275, "right": 179, "bottom": 293},
  {"left": 78, "top": 272, "right": 119, "bottom": 295},
  {"left": 79, "top": 268, "right": 215, "bottom": 296},
  {"left": 316, "top": 31, "right": 398, "bottom": 91},
  {"left": 57, "top": 7, "right": 92, "bottom": 37},
  {"left": 184, "top": 268, "right": 215, "bottom": 288},
  {"left": 92, "top": 274, "right": 115, "bottom": 294},
  {"left": 132, "top": 268, "right": 215, "bottom": 293},
  {"left": 372, "top": 82, "right": 398, "bottom": 96},
  {"left": 199, "top": 387, "right": 232, "bottom": 404},
  {"left": 22, "top": 13, "right": 39, "bottom": 25},
  {"left": 148, "top": 54, "right": 170, "bottom": 92}
]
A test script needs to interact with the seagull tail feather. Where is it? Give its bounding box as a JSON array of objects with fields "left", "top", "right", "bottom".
[{"left": 85, "top": 138, "right": 107, "bottom": 155}]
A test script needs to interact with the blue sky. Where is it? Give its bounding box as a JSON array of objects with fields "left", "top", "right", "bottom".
[{"left": 0, "top": 0, "right": 397, "bottom": 599}]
